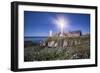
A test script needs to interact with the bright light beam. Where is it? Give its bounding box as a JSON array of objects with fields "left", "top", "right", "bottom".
[
  {"left": 54, "top": 16, "right": 69, "bottom": 36},
  {"left": 58, "top": 17, "right": 65, "bottom": 36}
]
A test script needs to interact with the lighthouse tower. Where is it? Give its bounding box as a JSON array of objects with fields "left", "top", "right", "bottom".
[{"left": 49, "top": 30, "right": 52, "bottom": 37}]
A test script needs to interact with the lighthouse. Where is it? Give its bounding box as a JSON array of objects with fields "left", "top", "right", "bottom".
[
  {"left": 49, "top": 30, "right": 52, "bottom": 37},
  {"left": 53, "top": 16, "right": 68, "bottom": 37}
]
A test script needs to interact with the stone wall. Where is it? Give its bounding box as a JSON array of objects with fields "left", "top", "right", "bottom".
[{"left": 44, "top": 36, "right": 90, "bottom": 48}]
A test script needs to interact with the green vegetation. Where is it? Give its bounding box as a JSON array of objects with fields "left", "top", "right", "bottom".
[{"left": 24, "top": 35, "right": 90, "bottom": 62}]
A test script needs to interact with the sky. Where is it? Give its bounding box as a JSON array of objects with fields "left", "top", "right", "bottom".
[{"left": 24, "top": 11, "right": 90, "bottom": 37}]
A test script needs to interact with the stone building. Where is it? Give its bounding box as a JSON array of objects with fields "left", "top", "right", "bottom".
[
  {"left": 46, "top": 30, "right": 83, "bottom": 48},
  {"left": 53, "top": 30, "right": 82, "bottom": 37}
]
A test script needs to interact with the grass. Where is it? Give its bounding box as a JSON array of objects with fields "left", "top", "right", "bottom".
[{"left": 24, "top": 35, "right": 90, "bottom": 62}]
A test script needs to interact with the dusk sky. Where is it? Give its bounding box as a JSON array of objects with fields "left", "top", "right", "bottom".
[{"left": 24, "top": 11, "right": 90, "bottom": 37}]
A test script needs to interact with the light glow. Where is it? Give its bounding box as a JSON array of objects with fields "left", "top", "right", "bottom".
[{"left": 54, "top": 16, "right": 69, "bottom": 36}]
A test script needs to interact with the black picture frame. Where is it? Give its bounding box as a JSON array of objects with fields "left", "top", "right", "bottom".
[{"left": 11, "top": 1, "right": 98, "bottom": 72}]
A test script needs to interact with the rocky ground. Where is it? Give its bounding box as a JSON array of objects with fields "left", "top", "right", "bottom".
[{"left": 24, "top": 35, "right": 90, "bottom": 62}]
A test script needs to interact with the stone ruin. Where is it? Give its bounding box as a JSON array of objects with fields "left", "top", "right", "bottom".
[{"left": 41, "top": 30, "right": 90, "bottom": 48}]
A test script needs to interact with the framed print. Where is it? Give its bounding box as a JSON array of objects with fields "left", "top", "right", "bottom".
[{"left": 11, "top": 1, "right": 97, "bottom": 71}]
